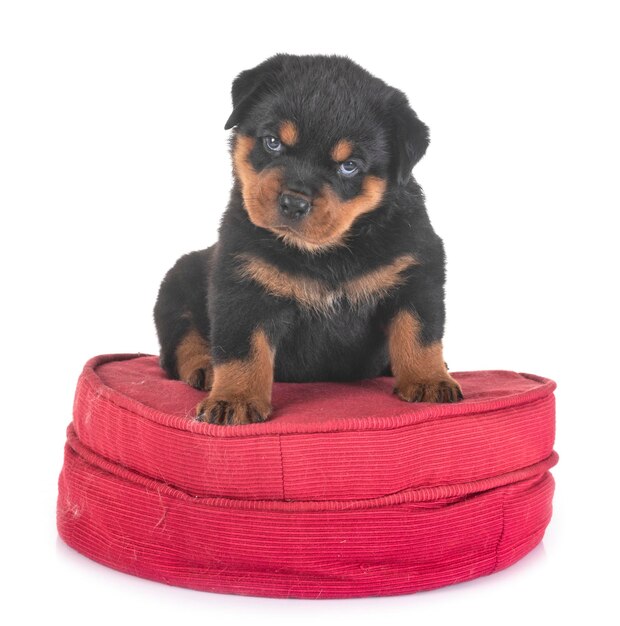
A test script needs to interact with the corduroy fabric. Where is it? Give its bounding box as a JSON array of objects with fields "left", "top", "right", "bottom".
[{"left": 57, "top": 354, "right": 557, "bottom": 599}]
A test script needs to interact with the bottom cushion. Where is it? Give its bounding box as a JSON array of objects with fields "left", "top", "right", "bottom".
[{"left": 57, "top": 354, "right": 557, "bottom": 599}]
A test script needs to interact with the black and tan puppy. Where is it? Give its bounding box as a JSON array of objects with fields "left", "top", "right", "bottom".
[{"left": 154, "top": 54, "right": 463, "bottom": 425}]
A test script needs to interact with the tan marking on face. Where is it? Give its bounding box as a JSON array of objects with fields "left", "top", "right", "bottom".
[
  {"left": 279, "top": 120, "right": 299, "bottom": 146},
  {"left": 388, "top": 310, "right": 462, "bottom": 402},
  {"left": 233, "top": 134, "right": 386, "bottom": 253},
  {"left": 175, "top": 328, "right": 213, "bottom": 390},
  {"left": 294, "top": 175, "right": 387, "bottom": 247},
  {"left": 236, "top": 254, "right": 417, "bottom": 315},
  {"left": 233, "top": 135, "right": 283, "bottom": 229},
  {"left": 201, "top": 328, "right": 274, "bottom": 420},
  {"left": 331, "top": 139, "right": 353, "bottom": 162}
]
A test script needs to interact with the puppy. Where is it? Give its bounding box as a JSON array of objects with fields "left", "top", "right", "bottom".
[{"left": 154, "top": 54, "right": 463, "bottom": 425}]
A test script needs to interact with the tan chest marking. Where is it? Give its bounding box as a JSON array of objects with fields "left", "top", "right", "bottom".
[{"left": 236, "top": 254, "right": 418, "bottom": 314}]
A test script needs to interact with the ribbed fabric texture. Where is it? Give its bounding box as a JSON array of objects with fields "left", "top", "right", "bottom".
[{"left": 57, "top": 354, "right": 557, "bottom": 599}]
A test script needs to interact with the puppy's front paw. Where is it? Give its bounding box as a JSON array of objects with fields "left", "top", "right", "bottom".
[
  {"left": 395, "top": 377, "right": 463, "bottom": 403},
  {"left": 195, "top": 397, "right": 271, "bottom": 425}
]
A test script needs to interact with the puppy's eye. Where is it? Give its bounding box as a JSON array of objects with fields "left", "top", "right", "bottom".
[
  {"left": 338, "top": 160, "right": 360, "bottom": 177},
  {"left": 263, "top": 136, "right": 283, "bottom": 153}
]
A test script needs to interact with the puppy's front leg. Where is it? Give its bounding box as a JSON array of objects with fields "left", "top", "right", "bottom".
[
  {"left": 196, "top": 326, "right": 275, "bottom": 425},
  {"left": 388, "top": 309, "right": 463, "bottom": 403}
]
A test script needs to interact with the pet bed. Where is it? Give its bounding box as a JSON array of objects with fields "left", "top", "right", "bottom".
[{"left": 57, "top": 354, "right": 557, "bottom": 599}]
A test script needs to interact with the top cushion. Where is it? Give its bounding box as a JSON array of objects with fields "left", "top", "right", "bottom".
[{"left": 72, "top": 354, "right": 556, "bottom": 503}]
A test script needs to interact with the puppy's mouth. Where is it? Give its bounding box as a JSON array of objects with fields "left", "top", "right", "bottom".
[
  {"left": 271, "top": 224, "right": 328, "bottom": 246},
  {"left": 272, "top": 224, "right": 302, "bottom": 235}
]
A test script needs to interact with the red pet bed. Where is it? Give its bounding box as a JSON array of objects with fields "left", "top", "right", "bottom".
[{"left": 57, "top": 354, "right": 557, "bottom": 599}]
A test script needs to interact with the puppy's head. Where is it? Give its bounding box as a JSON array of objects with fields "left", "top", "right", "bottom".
[{"left": 225, "top": 55, "right": 429, "bottom": 252}]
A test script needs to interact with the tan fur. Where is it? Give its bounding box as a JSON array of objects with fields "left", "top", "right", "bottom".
[
  {"left": 331, "top": 139, "right": 353, "bottom": 162},
  {"left": 232, "top": 134, "right": 387, "bottom": 253},
  {"left": 345, "top": 256, "right": 417, "bottom": 305},
  {"left": 388, "top": 310, "right": 462, "bottom": 402},
  {"left": 279, "top": 175, "right": 387, "bottom": 252},
  {"left": 196, "top": 328, "right": 274, "bottom": 424},
  {"left": 233, "top": 135, "right": 284, "bottom": 230},
  {"left": 279, "top": 120, "right": 299, "bottom": 146},
  {"left": 175, "top": 328, "right": 213, "bottom": 390},
  {"left": 236, "top": 253, "right": 418, "bottom": 315}
]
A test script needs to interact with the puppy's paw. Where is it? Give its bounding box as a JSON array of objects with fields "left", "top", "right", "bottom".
[
  {"left": 184, "top": 365, "right": 213, "bottom": 391},
  {"left": 195, "top": 397, "right": 271, "bottom": 425},
  {"left": 394, "top": 377, "right": 463, "bottom": 403}
]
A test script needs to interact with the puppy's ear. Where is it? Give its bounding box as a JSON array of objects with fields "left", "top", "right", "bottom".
[
  {"left": 224, "top": 55, "right": 285, "bottom": 130},
  {"left": 387, "top": 89, "right": 430, "bottom": 185}
]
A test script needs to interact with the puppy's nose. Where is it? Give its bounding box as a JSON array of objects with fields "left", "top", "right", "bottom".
[{"left": 279, "top": 193, "right": 311, "bottom": 219}]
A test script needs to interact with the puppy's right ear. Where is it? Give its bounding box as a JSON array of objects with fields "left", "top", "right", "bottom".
[{"left": 224, "top": 55, "right": 286, "bottom": 130}]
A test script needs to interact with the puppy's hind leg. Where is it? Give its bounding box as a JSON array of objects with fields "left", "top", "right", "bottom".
[
  {"left": 175, "top": 327, "right": 214, "bottom": 390},
  {"left": 153, "top": 248, "right": 214, "bottom": 390}
]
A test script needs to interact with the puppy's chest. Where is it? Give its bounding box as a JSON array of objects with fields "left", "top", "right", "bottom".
[{"left": 235, "top": 253, "right": 417, "bottom": 315}]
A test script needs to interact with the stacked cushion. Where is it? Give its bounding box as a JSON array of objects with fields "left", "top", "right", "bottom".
[{"left": 57, "top": 354, "right": 557, "bottom": 598}]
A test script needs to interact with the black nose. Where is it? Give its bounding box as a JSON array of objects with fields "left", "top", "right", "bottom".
[{"left": 279, "top": 193, "right": 311, "bottom": 219}]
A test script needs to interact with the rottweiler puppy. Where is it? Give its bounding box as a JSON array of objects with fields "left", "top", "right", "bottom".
[{"left": 154, "top": 54, "right": 463, "bottom": 425}]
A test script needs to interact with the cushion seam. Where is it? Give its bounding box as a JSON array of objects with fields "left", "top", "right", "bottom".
[{"left": 493, "top": 491, "right": 507, "bottom": 573}]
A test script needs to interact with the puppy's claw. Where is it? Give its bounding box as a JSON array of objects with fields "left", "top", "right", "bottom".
[
  {"left": 194, "top": 397, "right": 271, "bottom": 425},
  {"left": 394, "top": 377, "right": 463, "bottom": 404}
]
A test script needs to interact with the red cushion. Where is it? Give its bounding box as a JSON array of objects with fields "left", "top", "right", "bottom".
[{"left": 57, "top": 354, "right": 557, "bottom": 598}]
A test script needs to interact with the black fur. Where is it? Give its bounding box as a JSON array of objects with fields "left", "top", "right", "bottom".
[{"left": 154, "top": 54, "right": 450, "bottom": 400}]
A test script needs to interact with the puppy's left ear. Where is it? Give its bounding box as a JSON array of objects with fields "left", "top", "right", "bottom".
[
  {"left": 224, "top": 55, "right": 286, "bottom": 130},
  {"left": 387, "top": 89, "right": 430, "bottom": 185}
]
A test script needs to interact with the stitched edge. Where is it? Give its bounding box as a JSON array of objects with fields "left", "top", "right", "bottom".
[
  {"left": 278, "top": 434, "right": 286, "bottom": 501},
  {"left": 78, "top": 361, "right": 557, "bottom": 439}
]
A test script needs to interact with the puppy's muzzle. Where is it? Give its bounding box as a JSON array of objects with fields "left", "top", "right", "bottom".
[{"left": 279, "top": 193, "right": 311, "bottom": 220}]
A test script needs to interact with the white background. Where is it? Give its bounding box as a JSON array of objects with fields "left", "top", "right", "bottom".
[{"left": 1, "top": 1, "right": 619, "bottom": 624}]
